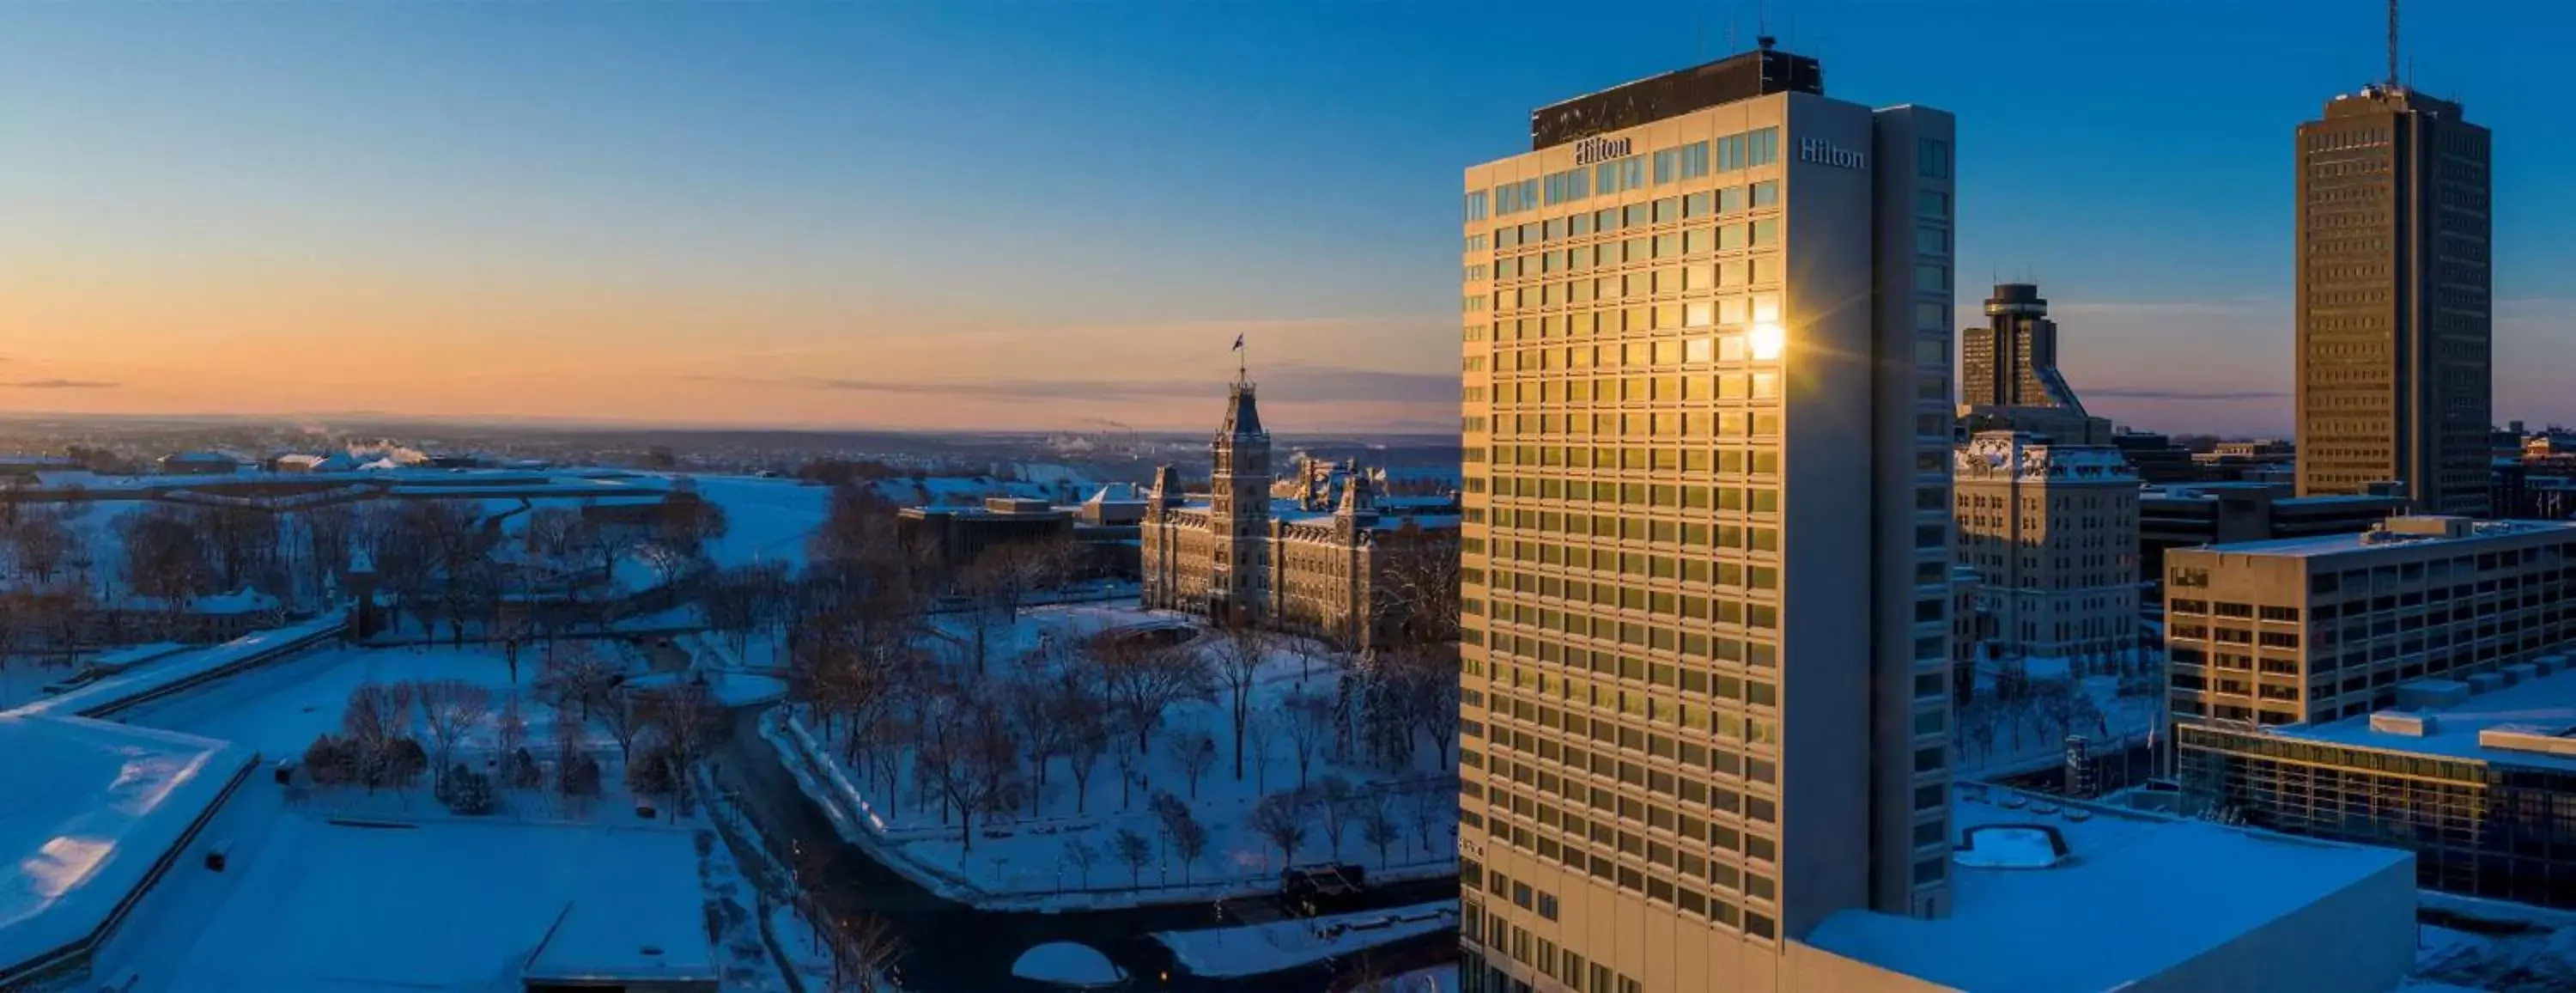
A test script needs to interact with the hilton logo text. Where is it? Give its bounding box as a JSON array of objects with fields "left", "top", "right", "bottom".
[
  {"left": 1799, "top": 137, "right": 1867, "bottom": 170},
  {"left": 1574, "top": 136, "right": 1633, "bottom": 166}
]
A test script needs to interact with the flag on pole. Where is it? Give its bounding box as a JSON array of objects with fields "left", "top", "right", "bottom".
[{"left": 1231, "top": 333, "right": 1245, "bottom": 351}]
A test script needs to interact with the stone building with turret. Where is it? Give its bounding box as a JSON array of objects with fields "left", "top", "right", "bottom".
[{"left": 1139, "top": 378, "right": 1461, "bottom": 649}]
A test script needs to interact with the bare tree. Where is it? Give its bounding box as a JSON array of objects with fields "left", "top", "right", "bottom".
[
  {"left": 824, "top": 912, "right": 902, "bottom": 993},
  {"left": 1168, "top": 731, "right": 1218, "bottom": 800},
  {"left": 1004, "top": 675, "right": 1073, "bottom": 802},
  {"left": 596, "top": 688, "right": 647, "bottom": 764},
  {"left": 535, "top": 641, "right": 623, "bottom": 723},
  {"left": 635, "top": 680, "right": 729, "bottom": 811},
  {"left": 119, "top": 504, "right": 215, "bottom": 619},
  {"left": 1371, "top": 520, "right": 1461, "bottom": 648},
  {"left": 1247, "top": 790, "right": 1310, "bottom": 868},
  {"left": 1394, "top": 646, "right": 1462, "bottom": 769},
  {"left": 1059, "top": 671, "right": 1111, "bottom": 815},
  {"left": 1244, "top": 710, "right": 1279, "bottom": 794},
  {"left": 9, "top": 512, "right": 75, "bottom": 588},
  {"left": 494, "top": 694, "right": 533, "bottom": 787},
  {"left": 916, "top": 686, "right": 1020, "bottom": 854},
  {"left": 1281, "top": 691, "right": 1333, "bottom": 792},
  {"left": 1359, "top": 794, "right": 1401, "bottom": 868},
  {"left": 414, "top": 679, "right": 495, "bottom": 785},
  {"left": 343, "top": 681, "right": 417, "bottom": 795},
  {"left": 1166, "top": 807, "right": 1208, "bottom": 885},
  {"left": 1091, "top": 635, "right": 1213, "bottom": 753},
  {"left": 1404, "top": 787, "right": 1446, "bottom": 856},
  {"left": 1111, "top": 735, "right": 1143, "bottom": 811},
  {"left": 1113, "top": 827, "right": 1153, "bottom": 886},
  {"left": 1314, "top": 776, "right": 1360, "bottom": 859},
  {"left": 1212, "top": 624, "right": 1269, "bottom": 782},
  {"left": 1062, "top": 838, "right": 1098, "bottom": 888}
]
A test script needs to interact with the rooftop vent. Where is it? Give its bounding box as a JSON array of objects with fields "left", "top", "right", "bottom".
[
  {"left": 2478, "top": 725, "right": 2576, "bottom": 759},
  {"left": 2506, "top": 663, "right": 2542, "bottom": 686},
  {"left": 2469, "top": 673, "right": 2506, "bottom": 695},
  {"left": 2396, "top": 679, "right": 2472, "bottom": 711},
  {"left": 1953, "top": 824, "right": 2069, "bottom": 870},
  {"left": 2370, "top": 710, "right": 2437, "bottom": 737}
]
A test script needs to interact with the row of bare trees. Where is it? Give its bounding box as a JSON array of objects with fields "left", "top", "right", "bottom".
[{"left": 300, "top": 644, "right": 727, "bottom": 815}]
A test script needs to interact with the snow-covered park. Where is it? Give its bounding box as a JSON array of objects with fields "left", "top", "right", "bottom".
[
  {"left": 1951, "top": 650, "right": 2166, "bottom": 779},
  {"left": 38, "top": 634, "right": 798, "bottom": 993},
  {"left": 769, "top": 601, "right": 1462, "bottom": 910}
]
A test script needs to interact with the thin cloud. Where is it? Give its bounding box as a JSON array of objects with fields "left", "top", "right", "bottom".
[
  {"left": 0, "top": 379, "right": 117, "bottom": 389},
  {"left": 685, "top": 363, "right": 1454, "bottom": 406},
  {"left": 2085, "top": 387, "right": 2287, "bottom": 401}
]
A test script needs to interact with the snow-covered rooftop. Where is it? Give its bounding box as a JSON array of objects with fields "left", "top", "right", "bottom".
[
  {"left": 2202, "top": 518, "right": 2576, "bottom": 558},
  {"left": 521, "top": 876, "right": 718, "bottom": 984},
  {"left": 1803, "top": 783, "right": 2412, "bottom": 993},
  {"left": 2275, "top": 657, "right": 2576, "bottom": 772},
  {"left": 1012, "top": 941, "right": 1123, "bottom": 988},
  {"left": 4, "top": 611, "right": 346, "bottom": 721},
  {"left": 0, "top": 714, "right": 251, "bottom": 975}
]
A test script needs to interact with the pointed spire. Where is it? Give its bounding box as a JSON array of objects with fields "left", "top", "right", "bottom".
[{"left": 1218, "top": 381, "right": 1266, "bottom": 439}]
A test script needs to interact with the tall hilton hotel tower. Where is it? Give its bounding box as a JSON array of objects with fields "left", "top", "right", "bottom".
[{"left": 1456, "top": 42, "right": 1958, "bottom": 992}]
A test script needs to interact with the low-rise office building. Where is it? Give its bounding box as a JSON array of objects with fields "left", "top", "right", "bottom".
[
  {"left": 2179, "top": 654, "right": 2576, "bottom": 909},
  {"left": 2166, "top": 516, "right": 2576, "bottom": 727},
  {"left": 2139, "top": 481, "right": 2406, "bottom": 587},
  {"left": 895, "top": 496, "right": 1074, "bottom": 567}
]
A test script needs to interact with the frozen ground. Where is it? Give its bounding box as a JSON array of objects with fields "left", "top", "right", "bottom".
[
  {"left": 110, "top": 639, "right": 645, "bottom": 760},
  {"left": 772, "top": 603, "right": 1460, "bottom": 911},
  {"left": 1953, "top": 654, "right": 2164, "bottom": 778},
  {"left": 77, "top": 631, "right": 787, "bottom": 993},
  {"left": 686, "top": 476, "right": 830, "bottom": 573},
  {"left": 1153, "top": 900, "right": 1455, "bottom": 978}
]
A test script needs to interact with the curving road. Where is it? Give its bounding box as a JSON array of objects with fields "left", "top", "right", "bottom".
[{"left": 708, "top": 706, "right": 1459, "bottom": 992}]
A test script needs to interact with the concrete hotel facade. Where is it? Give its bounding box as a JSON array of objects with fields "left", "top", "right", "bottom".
[
  {"left": 1456, "top": 44, "right": 1957, "bottom": 993},
  {"left": 2293, "top": 85, "right": 2492, "bottom": 515},
  {"left": 2166, "top": 516, "right": 2576, "bottom": 727}
]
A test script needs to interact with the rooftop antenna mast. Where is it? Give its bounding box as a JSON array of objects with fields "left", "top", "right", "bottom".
[{"left": 2387, "top": 0, "right": 2401, "bottom": 88}]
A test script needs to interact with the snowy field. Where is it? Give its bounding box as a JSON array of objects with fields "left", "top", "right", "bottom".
[
  {"left": 772, "top": 602, "right": 1461, "bottom": 911},
  {"left": 1154, "top": 900, "right": 1455, "bottom": 978},
  {"left": 687, "top": 476, "right": 830, "bottom": 572},
  {"left": 74, "top": 630, "right": 797, "bottom": 993},
  {"left": 110, "top": 638, "right": 643, "bottom": 761}
]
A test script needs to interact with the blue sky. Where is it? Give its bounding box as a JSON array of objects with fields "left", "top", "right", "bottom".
[{"left": 0, "top": 1, "right": 2567, "bottom": 433}]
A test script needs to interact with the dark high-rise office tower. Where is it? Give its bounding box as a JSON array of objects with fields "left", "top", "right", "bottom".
[
  {"left": 1959, "top": 283, "right": 2086, "bottom": 413},
  {"left": 2293, "top": 80, "right": 2491, "bottom": 515}
]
